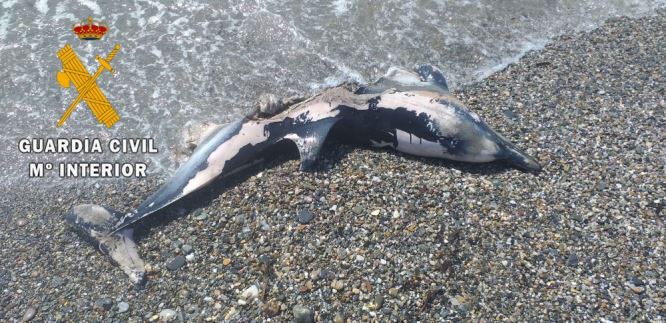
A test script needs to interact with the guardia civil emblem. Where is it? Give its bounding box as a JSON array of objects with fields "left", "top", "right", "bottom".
[{"left": 55, "top": 17, "right": 121, "bottom": 128}]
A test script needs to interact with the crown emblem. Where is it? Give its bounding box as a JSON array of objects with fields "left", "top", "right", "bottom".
[{"left": 73, "top": 16, "right": 108, "bottom": 40}]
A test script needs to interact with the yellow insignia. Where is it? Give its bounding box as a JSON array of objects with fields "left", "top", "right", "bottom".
[{"left": 56, "top": 44, "right": 121, "bottom": 128}]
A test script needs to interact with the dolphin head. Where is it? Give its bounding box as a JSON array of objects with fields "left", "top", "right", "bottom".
[{"left": 386, "top": 92, "right": 541, "bottom": 172}]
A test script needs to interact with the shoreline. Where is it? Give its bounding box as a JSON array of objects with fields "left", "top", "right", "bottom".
[{"left": 2, "top": 11, "right": 664, "bottom": 322}]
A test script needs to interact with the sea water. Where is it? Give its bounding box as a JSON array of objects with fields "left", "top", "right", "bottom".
[{"left": 0, "top": 0, "right": 663, "bottom": 187}]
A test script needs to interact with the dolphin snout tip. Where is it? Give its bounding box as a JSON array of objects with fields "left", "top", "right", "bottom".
[{"left": 499, "top": 146, "right": 542, "bottom": 173}]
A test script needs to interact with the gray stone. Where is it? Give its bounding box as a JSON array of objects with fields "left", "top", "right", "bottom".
[
  {"left": 117, "top": 301, "right": 129, "bottom": 313},
  {"left": 166, "top": 256, "right": 186, "bottom": 271},
  {"left": 22, "top": 307, "right": 37, "bottom": 322},
  {"left": 372, "top": 295, "right": 384, "bottom": 309},
  {"left": 293, "top": 304, "right": 314, "bottom": 323},
  {"left": 502, "top": 109, "right": 519, "bottom": 121},
  {"left": 51, "top": 276, "right": 65, "bottom": 288},
  {"left": 567, "top": 253, "right": 579, "bottom": 267},
  {"left": 93, "top": 298, "right": 113, "bottom": 311},
  {"left": 194, "top": 211, "right": 209, "bottom": 221},
  {"left": 297, "top": 210, "right": 314, "bottom": 224}
]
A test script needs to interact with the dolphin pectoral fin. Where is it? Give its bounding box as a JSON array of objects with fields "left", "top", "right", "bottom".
[
  {"left": 65, "top": 204, "right": 146, "bottom": 285},
  {"left": 284, "top": 117, "right": 341, "bottom": 171}
]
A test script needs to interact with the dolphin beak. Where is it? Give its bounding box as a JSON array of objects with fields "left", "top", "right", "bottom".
[{"left": 500, "top": 144, "right": 542, "bottom": 172}]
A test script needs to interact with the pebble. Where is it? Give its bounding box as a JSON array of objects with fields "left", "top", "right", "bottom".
[
  {"left": 159, "top": 309, "right": 177, "bottom": 322},
  {"left": 293, "top": 304, "right": 314, "bottom": 323},
  {"left": 240, "top": 285, "right": 259, "bottom": 302},
  {"left": 571, "top": 214, "right": 584, "bottom": 222},
  {"left": 51, "top": 276, "right": 64, "bottom": 288},
  {"left": 331, "top": 280, "right": 344, "bottom": 290},
  {"left": 194, "top": 212, "right": 208, "bottom": 221},
  {"left": 117, "top": 301, "right": 130, "bottom": 313},
  {"left": 296, "top": 209, "right": 314, "bottom": 224},
  {"left": 369, "top": 295, "right": 384, "bottom": 310},
  {"left": 263, "top": 299, "right": 282, "bottom": 316},
  {"left": 182, "top": 244, "right": 193, "bottom": 254},
  {"left": 93, "top": 298, "right": 113, "bottom": 311},
  {"left": 16, "top": 218, "right": 27, "bottom": 227},
  {"left": 166, "top": 256, "right": 186, "bottom": 270},
  {"left": 185, "top": 254, "right": 195, "bottom": 262},
  {"left": 223, "top": 258, "right": 232, "bottom": 266},
  {"left": 567, "top": 253, "right": 579, "bottom": 267},
  {"left": 224, "top": 307, "right": 238, "bottom": 320},
  {"left": 333, "top": 312, "right": 345, "bottom": 323},
  {"left": 171, "top": 239, "right": 183, "bottom": 249},
  {"left": 502, "top": 109, "right": 519, "bottom": 121},
  {"left": 21, "top": 306, "right": 36, "bottom": 322}
]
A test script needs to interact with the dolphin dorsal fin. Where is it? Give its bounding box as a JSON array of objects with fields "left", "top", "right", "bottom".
[
  {"left": 284, "top": 117, "right": 340, "bottom": 171},
  {"left": 416, "top": 64, "right": 449, "bottom": 92}
]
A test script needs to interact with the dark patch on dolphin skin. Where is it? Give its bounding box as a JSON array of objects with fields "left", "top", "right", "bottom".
[{"left": 335, "top": 100, "right": 470, "bottom": 156}]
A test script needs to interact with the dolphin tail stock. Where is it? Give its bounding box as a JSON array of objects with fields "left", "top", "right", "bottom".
[{"left": 65, "top": 204, "right": 146, "bottom": 285}]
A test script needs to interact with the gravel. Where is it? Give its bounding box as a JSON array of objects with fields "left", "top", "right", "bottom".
[{"left": 1, "top": 11, "right": 664, "bottom": 322}]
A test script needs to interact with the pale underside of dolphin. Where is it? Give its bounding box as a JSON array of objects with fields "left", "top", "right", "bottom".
[{"left": 65, "top": 65, "right": 541, "bottom": 285}]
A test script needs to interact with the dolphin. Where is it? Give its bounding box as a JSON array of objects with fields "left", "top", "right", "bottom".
[{"left": 66, "top": 65, "right": 541, "bottom": 284}]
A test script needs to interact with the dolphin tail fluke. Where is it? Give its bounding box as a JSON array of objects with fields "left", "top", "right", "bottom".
[
  {"left": 65, "top": 204, "right": 145, "bottom": 285},
  {"left": 498, "top": 143, "right": 542, "bottom": 172}
]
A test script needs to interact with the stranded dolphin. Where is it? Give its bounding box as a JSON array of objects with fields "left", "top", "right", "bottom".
[{"left": 66, "top": 65, "right": 541, "bottom": 284}]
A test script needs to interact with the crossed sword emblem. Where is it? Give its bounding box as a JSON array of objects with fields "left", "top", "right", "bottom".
[{"left": 56, "top": 44, "right": 121, "bottom": 127}]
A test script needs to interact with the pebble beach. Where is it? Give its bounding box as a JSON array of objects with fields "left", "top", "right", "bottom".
[{"left": 1, "top": 10, "right": 664, "bottom": 322}]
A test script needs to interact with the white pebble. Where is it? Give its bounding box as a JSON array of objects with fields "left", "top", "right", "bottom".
[
  {"left": 159, "top": 309, "right": 177, "bottom": 322},
  {"left": 117, "top": 301, "right": 130, "bottom": 313},
  {"left": 240, "top": 285, "right": 259, "bottom": 301}
]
